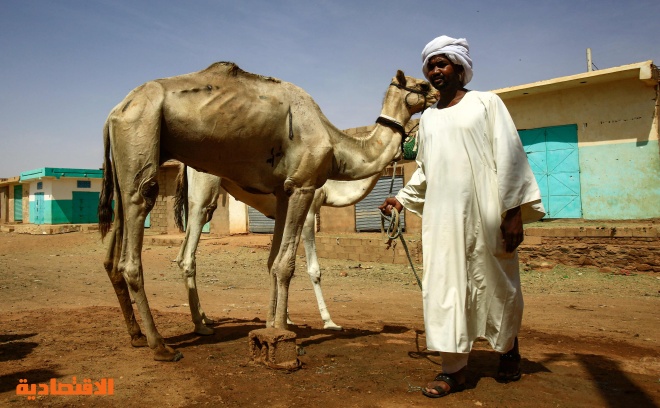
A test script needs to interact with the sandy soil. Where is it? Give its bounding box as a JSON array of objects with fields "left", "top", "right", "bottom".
[{"left": 0, "top": 231, "right": 659, "bottom": 407}]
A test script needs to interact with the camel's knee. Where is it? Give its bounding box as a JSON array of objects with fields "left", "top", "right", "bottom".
[
  {"left": 107, "top": 267, "right": 127, "bottom": 287},
  {"left": 180, "top": 258, "right": 197, "bottom": 280},
  {"left": 140, "top": 177, "right": 159, "bottom": 213},
  {"left": 120, "top": 262, "right": 142, "bottom": 292},
  {"left": 205, "top": 203, "right": 217, "bottom": 223},
  {"left": 104, "top": 255, "right": 126, "bottom": 286},
  {"left": 308, "top": 267, "right": 321, "bottom": 285},
  {"left": 273, "top": 263, "right": 295, "bottom": 284}
]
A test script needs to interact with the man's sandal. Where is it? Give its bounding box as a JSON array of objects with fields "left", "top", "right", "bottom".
[
  {"left": 421, "top": 373, "right": 466, "bottom": 398},
  {"left": 497, "top": 351, "right": 522, "bottom": 383}
]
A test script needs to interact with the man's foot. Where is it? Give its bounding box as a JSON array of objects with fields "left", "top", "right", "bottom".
[
  {"left": 497, "top": 338, "right": 522, "bottom": 383},
  {"left": 422, "top": 368, "right": 466, "bottom": 398}
]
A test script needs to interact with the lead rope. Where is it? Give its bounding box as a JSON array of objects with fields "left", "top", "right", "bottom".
[{"left": 380, "top": 161, "right": 423, "bottom": 290}]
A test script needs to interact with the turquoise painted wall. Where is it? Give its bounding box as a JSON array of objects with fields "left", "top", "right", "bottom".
[
  {"left": 50, "top": 200, "right": 71, "bottom": 224},
  {"left": 579, "top": 140, "right": 660, "bottom": 219},
  {"left": 29, "top": 198, "right": 100, "bottom": 224}
]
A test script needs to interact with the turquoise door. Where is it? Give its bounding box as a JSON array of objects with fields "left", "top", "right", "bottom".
[
  {"left": 144, "top": 212, "right": 151, "bottom": 228},
  {"left": 33, "top": 192, "right": 45, "bottom": 224},
  {"left": 13, "top": 185, "right": 23, "bottom": 222},
  {"left": 72, "top": 191, "right": 100, "bottom": 223},
  {"left": 519, "top": 124, "right": 582, "bottom": 218}
]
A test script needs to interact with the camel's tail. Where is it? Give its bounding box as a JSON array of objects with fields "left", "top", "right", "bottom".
[
  {"left": 174, "top": 163, "right": 188, "bottom": 232},
  {"left": 98, "top": 120, "right": 115, "bottom": 239}
]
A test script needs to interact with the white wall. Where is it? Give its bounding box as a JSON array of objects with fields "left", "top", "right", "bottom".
[{"left": 228, "top": 195, "right": 248, "bottom": 234}]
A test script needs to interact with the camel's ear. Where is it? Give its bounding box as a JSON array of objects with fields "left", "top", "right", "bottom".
[{"left": 396, "top": 70, "right": 406, "bottom": 87}]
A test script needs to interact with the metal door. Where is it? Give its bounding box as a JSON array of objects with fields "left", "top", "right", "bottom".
[
  {"left": 14, "top": 185, "right": 23, "bottom": 222},
  {"left": 519, "top": 124, "right": 582, "bottom": 218},
  {"left": 72, "top": 191, "right": 100, "bottom": 223},
  {"left": 34, "top": 192, "right": 45, "bottom": 224},
  {"left": 355, "top": 176, "right": 405, "bottom": 232},
  {"left": 248, "top": 206, "right": 275, "bottom": 233}
]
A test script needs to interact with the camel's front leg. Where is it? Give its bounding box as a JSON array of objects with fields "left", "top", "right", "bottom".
[
  {"left": 300, "top": 201, "right": 342, "bottom": 331},
  {"left": 268, "top": 185, "right": 315, "bottom": 330},
  {"left": 176, "top": 205, "right": 214, "bottom": 335}
]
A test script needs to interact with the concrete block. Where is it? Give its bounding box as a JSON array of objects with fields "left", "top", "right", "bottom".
[
  {"left": 248, "top": 328, "right": 300, "bottom": 371},
  {"left": 522, "top": 236, "right": 543, "bottom": 245},
  {"left": 343, "top": 238, "right": 361, "bottom": 247},
  {"left": 611, "top": 227, "right": 633, "bottom": 237},
  {"left": 632, "top": 227, "right": 658, "bottom": 238},
  {"left": 393, "top": 256, "right": 408, "bottom": 265},
  {"left": 358, "top": 253, "right": 375, "bottom": 262},
  {"left": 586, "top": 227, "right": 616, "bottom": 237},
  {"left": 346, "top": 252, "right": 360, "bottom": 261},
  {"left": 354, "top": 246, "right": 368, "bottom": 255},
  {"left": 524, "top": 228, "right": 546, "bottom": 237}
]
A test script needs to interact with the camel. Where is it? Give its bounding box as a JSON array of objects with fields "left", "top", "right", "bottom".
[
  {"left": 98, "top": 61, "right": 436, "bottom": 361},
  {"left": 173, "top": 162, "right": 398, "bottom": 334}
]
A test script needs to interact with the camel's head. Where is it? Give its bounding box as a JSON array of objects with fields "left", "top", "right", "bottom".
[
  {"left": 389, "top": 70, "right": 439, "bottom": 116},
  {"left": 377, "top": 71, "right": 438, "bottom": 162}
]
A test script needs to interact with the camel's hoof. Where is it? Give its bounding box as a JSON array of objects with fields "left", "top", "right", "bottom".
[
  {"left": 194, "top": 324, "right": 214, "bottom": 336},
  {"left": 324, "top": 322, "right": 343, "bottom": 331},
  {"left": 131, "top": 334, "right": 148, "bottom": 348},
  {"left": 154, "top": 345, "right": 183, "bottom": 362}
]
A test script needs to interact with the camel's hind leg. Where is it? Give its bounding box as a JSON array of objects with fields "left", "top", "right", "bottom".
[
  {"left": 301, "top": 194, "right": 341, "bottom": 331},
  {"left": 175, "top": 201, "right": 215, "bottom": 335},
  {"left": 116, "top": 162, "right": 181, "bottom": 361},
  {"left": 111, "top": 85, "right": 182, "bottom": 361},
  {"left": 103, "top": 225, "right": 148, "bottom": 347}
]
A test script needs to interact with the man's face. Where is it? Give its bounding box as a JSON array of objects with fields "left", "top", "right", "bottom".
[{"left": 426, "top": 54, "right": 463, "bottom": 91}]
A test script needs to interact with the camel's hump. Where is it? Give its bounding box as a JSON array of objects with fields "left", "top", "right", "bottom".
[{"left": 202, "top": 61, "right": 281, "bottom": 84}]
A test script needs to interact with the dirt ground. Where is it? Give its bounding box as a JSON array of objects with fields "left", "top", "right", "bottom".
[{"left": 0, "top": 230, "right": 658, "bottom": 407}]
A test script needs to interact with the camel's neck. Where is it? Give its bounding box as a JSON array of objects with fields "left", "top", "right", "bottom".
[
  {"left": 321, "top": 173, "right": 382, "bottom": 207},
  {"left": 328, "top": 100, "right": 410, "bottom": 181}
]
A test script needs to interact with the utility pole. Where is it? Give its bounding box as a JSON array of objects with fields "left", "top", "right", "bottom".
[{"left": 586, "top": 48, "right": 593, "bottom": 72}]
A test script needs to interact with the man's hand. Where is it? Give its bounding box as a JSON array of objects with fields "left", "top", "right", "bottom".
[
  {"left": 500, "top": 206, "right": 523, "bottom": 252},
  {"left": 378, "top": 197, "right": 403, "bottom": 216}
]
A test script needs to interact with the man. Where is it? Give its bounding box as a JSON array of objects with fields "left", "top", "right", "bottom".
[{"left": 379, "top": 35, "right": 545, "bottom": 398}]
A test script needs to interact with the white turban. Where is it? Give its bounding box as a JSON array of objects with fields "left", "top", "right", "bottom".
[{"left": 421, "top": 35, "right": 473, "bottom": 86}]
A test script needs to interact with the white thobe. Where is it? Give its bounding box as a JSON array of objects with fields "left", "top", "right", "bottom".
[{"left": 396, "top": 91, "right": 545, "bottom": 353}]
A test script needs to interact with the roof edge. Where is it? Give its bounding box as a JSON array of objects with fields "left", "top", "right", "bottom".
[
  {"left": 492, "top": 60, "right": 656, "bottom": 100},
  {"left": 20, "top": 167, "right": 104, "bottom": 181}
]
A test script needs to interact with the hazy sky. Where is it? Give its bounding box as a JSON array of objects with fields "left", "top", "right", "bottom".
[{"left": 1, "top": 0, "right": 658, "bottom": 177}]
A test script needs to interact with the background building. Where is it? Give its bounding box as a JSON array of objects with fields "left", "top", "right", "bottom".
[{"left": 20, "top": 168, "right": 103, "bottom": 225}]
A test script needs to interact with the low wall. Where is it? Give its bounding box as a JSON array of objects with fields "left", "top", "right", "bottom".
[
  {"left": 309, "top": 233, "right": 423, "bottom": 265},
  {"left": 519, "top": 225, "right": 660, "bottom": 272},
  {"left": 311, "top": 225, "right": 660, "bottom": 273}
]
